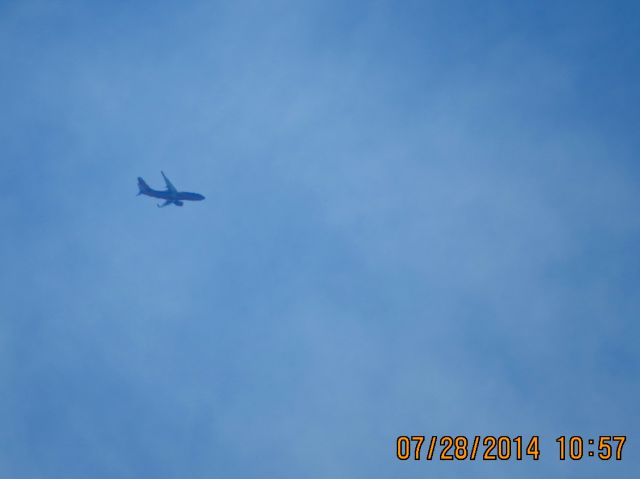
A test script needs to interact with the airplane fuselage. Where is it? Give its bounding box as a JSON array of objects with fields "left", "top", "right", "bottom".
[{"left": 140, "top": 188, "right": 205, "bottom": 202}]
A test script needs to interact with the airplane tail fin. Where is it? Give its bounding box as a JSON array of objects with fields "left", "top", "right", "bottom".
[{"left": 137, "top": 177, "right": 151, "bottom": 195}]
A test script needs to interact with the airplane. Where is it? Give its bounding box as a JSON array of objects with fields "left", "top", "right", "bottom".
[{"left": 137, "top": 171, "right": 205, "bottom": 207}]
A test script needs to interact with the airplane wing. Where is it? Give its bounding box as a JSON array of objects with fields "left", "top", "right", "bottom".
[
  {"left": 157, "top": 200, "right": 172, "bottom": 208},
  {"left": 161, "top": 171, "right": 177, "bottom": 193}
]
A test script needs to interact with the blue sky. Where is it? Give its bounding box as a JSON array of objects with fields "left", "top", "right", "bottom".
[{"left": 1, "top": 1, "right": 639, "bottom": 477}]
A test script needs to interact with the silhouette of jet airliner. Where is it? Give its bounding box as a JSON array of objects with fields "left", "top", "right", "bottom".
[{"left": 137, "top": 171, "right": 205, "bottom": 208}]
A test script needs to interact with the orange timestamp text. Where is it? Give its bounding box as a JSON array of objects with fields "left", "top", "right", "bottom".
[{"left": 396, "top": 435, "right": 627, "bottom": 461}]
